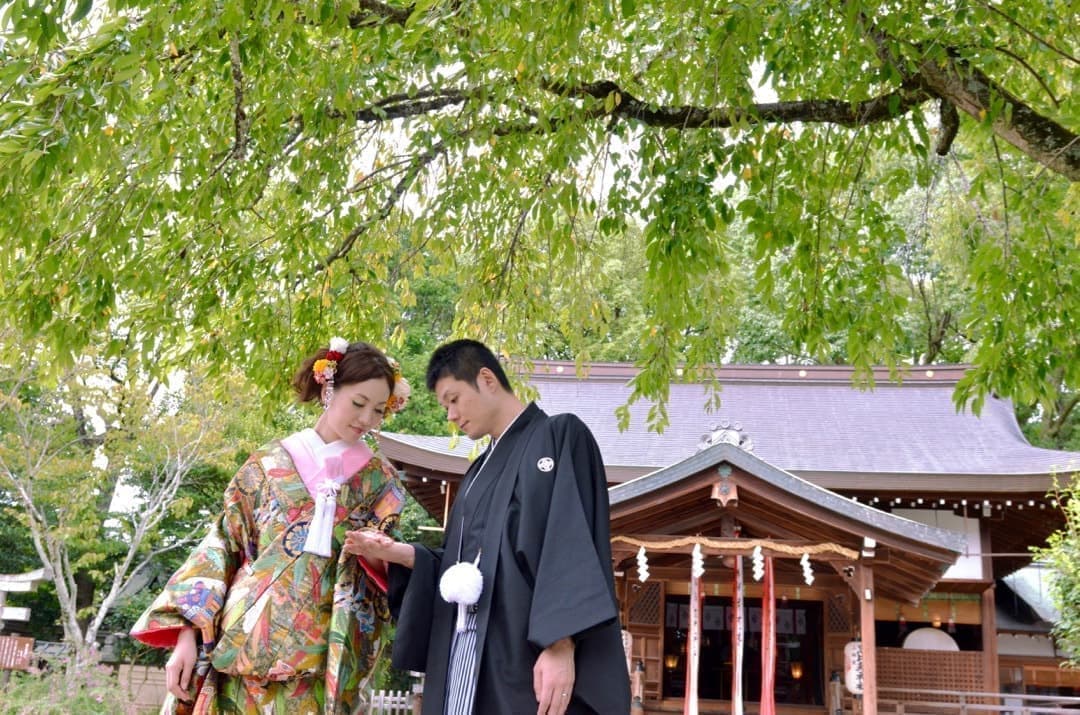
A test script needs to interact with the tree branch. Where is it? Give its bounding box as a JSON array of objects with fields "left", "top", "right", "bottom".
[
  {"left": 324, "top": 88, "right": 473, "bottom": 123},
  {"left": 971, "top": 0, "right": 1079, "bottom": 65},
  {"left": 543, "top": 78, "right": 932, "bottom": 129},
  {"left": 936, "top": 98, "right": 959, "bottom": 156},
  {"left": 855, "top": 5, "right": 1079, "bottom": 179},
  {"left": 229, "top": 34, "right": 249, "bottom": 161},
  {"left": 1047, "top": 391, "right": 1080, "bottom": 441},
  {"left": 348, "top": 0, "right": 413, "bottom": 27},
  {"left": 316, "top": 141, "right": 447, "bottom": 271},
  {"left": 317, "top": 95, "right": 596, "bottom": 271},
  {"left": 916, "top": 56, "right": 1080, "bottom": 181},
  {"left": 318, "top": 49, "right": 1077, "bottom": 183},
  {"left": 994, "top": 45, "right": 1060, "bottom": 108}
]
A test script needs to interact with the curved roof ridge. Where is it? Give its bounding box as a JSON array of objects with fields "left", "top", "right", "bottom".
[
  {"left": 522, "top": 366, "right": 1080, "bottom": 477},
  {"left": 525, "top": 360, "right": 973, "bottom": 384}
]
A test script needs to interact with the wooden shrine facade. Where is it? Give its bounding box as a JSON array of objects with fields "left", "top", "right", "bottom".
[
  {"left": 378, "top": 361, "right": 1080, "bottom": 708},
  {"left": 609, "top": 441, "right": 967, "bottom": 714}
]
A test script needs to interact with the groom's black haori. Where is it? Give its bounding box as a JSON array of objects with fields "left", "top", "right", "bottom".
[{"left": 389, "top": 402, "right": 631, "bottom": 714}]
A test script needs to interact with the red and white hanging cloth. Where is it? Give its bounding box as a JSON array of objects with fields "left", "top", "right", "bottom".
[
  {"left": 760, "top": 555, "right": 777, "bottom": 715},
  {"left": 731, "top": 555, "right": 744, "bottom": 715}
]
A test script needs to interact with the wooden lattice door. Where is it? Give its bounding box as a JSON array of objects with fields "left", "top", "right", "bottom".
[{"left": 625, "top": 580, "right": 664, "bottom": 700}]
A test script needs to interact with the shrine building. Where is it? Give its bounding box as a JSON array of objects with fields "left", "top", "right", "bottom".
[{"left": 378, "top": 362, "right": 1080, "bottom": 713}]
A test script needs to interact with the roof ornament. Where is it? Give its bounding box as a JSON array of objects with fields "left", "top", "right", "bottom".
[
  {"left": 712, "top": 464, "right": 739, "bottom": 507},
  {"left": 697, "top": 418, "right": 754, "bottom": 453}
]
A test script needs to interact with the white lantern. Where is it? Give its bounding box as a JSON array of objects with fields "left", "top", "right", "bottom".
[{"left": 843, "top": 640, "right": 863, "bottom": 695}]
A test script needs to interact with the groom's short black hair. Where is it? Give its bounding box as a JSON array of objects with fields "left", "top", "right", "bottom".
[{"left": 426, "top": 339, "right": 512, "bottom": 392}]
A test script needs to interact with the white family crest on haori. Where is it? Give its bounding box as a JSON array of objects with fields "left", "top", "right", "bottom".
[{"left": 537, "top": 457, "right": 554, "bottom": 472}]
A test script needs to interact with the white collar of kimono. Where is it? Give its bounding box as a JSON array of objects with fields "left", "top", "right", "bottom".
[{"left": 280, "top": 428, "right": 373, "bottom": 500}]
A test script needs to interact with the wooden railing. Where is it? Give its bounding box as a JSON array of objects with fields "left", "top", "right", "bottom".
[
  {"left": 368, "top": 688, "right": 414, "bottom": 714},
  {"left": 870, "top": 687, "right": 1080, "bottom": 715}
]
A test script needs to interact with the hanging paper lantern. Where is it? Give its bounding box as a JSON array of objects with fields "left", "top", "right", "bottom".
[{"left": 843, "top": 640, "right": 863, "bottom": 694}]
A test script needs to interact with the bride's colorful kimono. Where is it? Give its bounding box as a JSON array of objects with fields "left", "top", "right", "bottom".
[{"left": 131, "top": 436, "right": 405, "bottom": 714}]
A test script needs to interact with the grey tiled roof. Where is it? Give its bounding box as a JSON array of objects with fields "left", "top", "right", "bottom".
[
  {"left": 531, "top": 366, "right": 1080, "bottom": 476},
  {"left": 385, "top": 363, "right": 1080, "bottom": 477},
  {"left": 383, "top": 433, "right": 478, "bottom": 457}
]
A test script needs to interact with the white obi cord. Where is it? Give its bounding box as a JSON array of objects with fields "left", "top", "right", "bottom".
[
  {"left": 303, "top": 479, "right": 342, "bottom": 558},
  {"left": 440, "top": 551, "right": 483, "bottom": 633}
]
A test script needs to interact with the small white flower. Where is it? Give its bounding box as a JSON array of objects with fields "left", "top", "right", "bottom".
[{"left": 329, "top": 337, "right": 349, "bottom": 354}]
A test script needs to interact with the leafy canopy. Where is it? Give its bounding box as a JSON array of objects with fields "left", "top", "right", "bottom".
[
  {"left": 0, "top": 0, "right": 1077, "bottom": 427},
  {"left": 1035, "top": 477, "right": 1080, "bottom": 664}
]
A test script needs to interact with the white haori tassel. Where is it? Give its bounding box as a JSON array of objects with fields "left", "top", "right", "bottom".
[
  {"left": 303, "top": 479, "right": 341, "bottom": 557},
  {"left": 439, "top": 551, "right": 483, "bottom": 633}
]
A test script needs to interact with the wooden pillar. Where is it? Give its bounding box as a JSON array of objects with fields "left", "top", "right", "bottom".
[
  {"left": 979, "top": 519, "right": 1000, "bottom": 695},
  {"left": 856, "top": 565, "right": 877, "bottom": 715},
  {"left": 981, "top": 585, "right": 1000, "bottom": 693},
  {"left": 409, "top": 671, "right": 424, "bottom": 715}
]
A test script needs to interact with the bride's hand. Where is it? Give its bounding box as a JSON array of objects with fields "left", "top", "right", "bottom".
[
  {"left": 344, "top": 528, "right": 395, "bottom": 558},
  {"left": 344, "top": 528, "right": 415, "bottom": 568}
]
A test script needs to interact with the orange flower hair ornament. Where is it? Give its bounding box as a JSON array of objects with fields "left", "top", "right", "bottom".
[
  {"left": 313, "top": 338, "right": 410, "bottom": 414},
  {"left": 313, "top": 337, "right": 349, "bottom": 409},
  {"left": 385, "top": 357, "right": 411, "bottom": 415}
]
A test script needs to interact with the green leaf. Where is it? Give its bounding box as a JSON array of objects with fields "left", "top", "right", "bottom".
[{"left": 70, "top": 0, "right": 93, "bottom": 24}]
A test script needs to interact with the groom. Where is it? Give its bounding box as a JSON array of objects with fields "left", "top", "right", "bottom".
[{"left": 347, "top": 339, "right": 629, "bottom": 715}]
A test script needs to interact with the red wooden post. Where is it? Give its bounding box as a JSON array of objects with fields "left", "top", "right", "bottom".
[{"left": 856, "top": 565, "right": 877, "bottom": 715}]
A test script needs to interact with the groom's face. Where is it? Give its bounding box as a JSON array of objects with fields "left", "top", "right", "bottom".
[{"left": 434, "top": 370, "right": 498, "bottom": 440}]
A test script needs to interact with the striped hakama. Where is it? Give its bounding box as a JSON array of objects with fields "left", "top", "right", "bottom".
[{"left": 445, "top": 609, "right": 480, "bottom": 715}]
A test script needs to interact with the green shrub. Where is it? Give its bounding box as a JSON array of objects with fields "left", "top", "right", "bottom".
[
  {"left": 0, "top": 658, "right": 138, "bottom": 715},
  {"left": 1036, "top": 475, "right": 1080, "bottom": 664}
]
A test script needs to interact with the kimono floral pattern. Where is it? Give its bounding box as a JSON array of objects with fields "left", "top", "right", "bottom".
[{"left": 131, "top": 441, "right": 405, "bottom": 714}]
